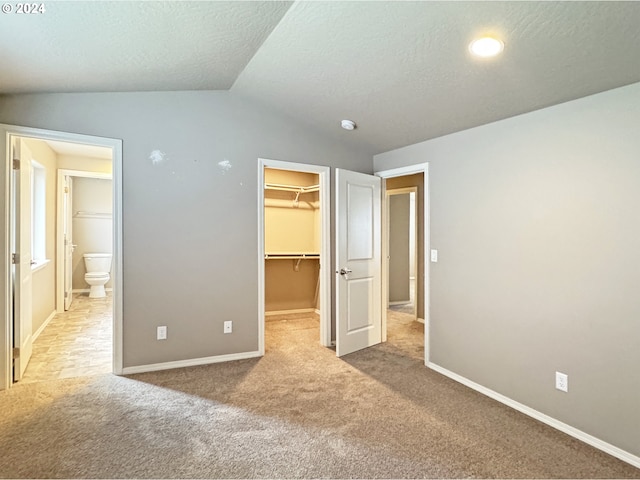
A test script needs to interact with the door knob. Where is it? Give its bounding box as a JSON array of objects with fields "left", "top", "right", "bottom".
[{"left": 339, "top": 268, "right": 352, "bottom": 275}]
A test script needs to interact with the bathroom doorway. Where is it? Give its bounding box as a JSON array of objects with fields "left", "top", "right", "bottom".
[
  {"left": 0, "top": 124, "right": 123, "bottom": 390},
  {"left": 56, "top": 169, "right": 113, "bottom": 312},
  {"left": 27, "top": 144, "right": 113, "bottom": 384}
]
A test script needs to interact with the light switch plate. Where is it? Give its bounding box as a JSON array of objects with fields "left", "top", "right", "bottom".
[
  {"left": 157, "top": 326, "right": 167, "bottom": 340},
  {"left": 430, "top": 249, "right": 438, "bottom": 262}
]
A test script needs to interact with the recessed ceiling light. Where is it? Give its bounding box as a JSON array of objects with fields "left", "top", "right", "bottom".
[
  {"left": 341, "top": 119, "right": 356, "bottom": 131},
  {"left": 469, "top": 37, "right": 504, "bottom": 58}
]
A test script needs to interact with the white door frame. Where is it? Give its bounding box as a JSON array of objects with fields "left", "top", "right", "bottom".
[
  {"left": 12, "top": 138, "right": 34, "bottom": 381},
  {"left": 0, "top": 124, "right": 124, "bottom": 390},
  {"left": 257, "top": 158, "right": 331, "bottom": 353},
  {"left": 56, "top": 169, "right": 113, "bottom": 312},
  {"left": 375, "top": 163, "right": 430, "bottom": 365}
]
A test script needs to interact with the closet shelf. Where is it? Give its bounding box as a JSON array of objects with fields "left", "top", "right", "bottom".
[
  {"left": 265, "top": 182, "right": 319, "bottom": 206},
  {"left": 265, "top": 253, "right": 320, "bottom": 260},
  {"left": 265, "top": 183, "right": 319, "bottom": 194}
]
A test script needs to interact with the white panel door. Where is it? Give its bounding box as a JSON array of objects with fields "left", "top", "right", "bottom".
[
  {"left": 335, "top": 168, "right": 382, "bottom": 356},
  {"left": 13, "top": 139, "right": 33, "bottom": 381},
  {"left": 63, "top": 175, "right": 74, "bottom": 310}
]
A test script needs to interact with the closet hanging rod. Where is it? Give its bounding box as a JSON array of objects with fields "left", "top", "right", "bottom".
[
  {"left": 264, "top": 253, "right": 320, "bottom": 260},
  {"left": 264, "top": 183, "right": 320, "bottom": 194}
]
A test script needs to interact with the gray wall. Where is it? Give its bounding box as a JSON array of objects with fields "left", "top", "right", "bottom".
[
  {"left": 388, "top": 193, "right": 410, "bottom": 303},
  {"left": 374, "top": 82, "right": 640, "bottom": 458},
  {"left": 0, "top": 91, "right": 372, "bottom": 367}
]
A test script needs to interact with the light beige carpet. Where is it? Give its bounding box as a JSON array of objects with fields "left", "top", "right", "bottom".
[{"left": 0, "top": 311, "right": 638, "bottom": 479}]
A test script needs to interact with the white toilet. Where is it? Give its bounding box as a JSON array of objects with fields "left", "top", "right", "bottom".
[{"left": 83, "top": 253, "right": 112, "bottom": 298}]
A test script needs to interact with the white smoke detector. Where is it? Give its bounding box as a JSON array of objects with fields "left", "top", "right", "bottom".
[{"left": 341, "top": 119, "right": 356, "bottom": 131}]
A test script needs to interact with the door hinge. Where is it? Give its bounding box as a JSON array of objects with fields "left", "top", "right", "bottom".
[
  {"left": 11, "top": 253, "right": 18, "bottom": 264},
  {"left": 12, "top": 348, "right": 20, "bottom": 359},
  {"left": 12, "top": 158, "right": 20, "bottom": 170},
  {"left": 64, "top": 186, "right": 69, "bottom": 193},
  {"left": 64, "top": 291, "right": 68, "bottom": 298}
]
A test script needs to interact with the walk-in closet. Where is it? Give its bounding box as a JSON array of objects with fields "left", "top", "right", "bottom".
[{"left": 264, "top": 168, "right": 321, "bottom": 315}]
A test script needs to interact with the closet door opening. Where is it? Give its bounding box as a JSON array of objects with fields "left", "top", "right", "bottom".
[
  {"left": 265, "top": 168, "right": 320, "bottom": 314},
  {"left": 257, "top": 159, "right": 331, "bottom": 355}
]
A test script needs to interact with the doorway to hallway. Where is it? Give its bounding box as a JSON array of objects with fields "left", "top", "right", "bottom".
[{"left": 377, "top": 163, "right": 430, "bottom": 364}]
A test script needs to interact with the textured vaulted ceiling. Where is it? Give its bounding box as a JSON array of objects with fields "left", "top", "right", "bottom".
[
  {"left": 1, "top": 1, "right": 639, "bottom": 154},
  {"left": 0, "top": 1, "right": 293, "bottom": 92}
]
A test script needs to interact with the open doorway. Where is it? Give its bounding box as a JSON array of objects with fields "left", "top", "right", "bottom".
[
  {"left": 18, "top": 139, "right": 113, "bottom": 385},
  {"left": 384, "top": 184, "right": 422, "bottom": 359},
  {"left": 377, "top": 164, "right": 429, "bottom": 364},
  {"left": 387, "top": 187, "right": 418, "bottom": 320},
  {"left": 1, "top": 124, "right": 123, "bottom": 390},
  {"left": 56, "top": 169, "right": 113, "bottom": 312},
  {"left": 257, "top": 159, "right": 331, "bottom": 354}
]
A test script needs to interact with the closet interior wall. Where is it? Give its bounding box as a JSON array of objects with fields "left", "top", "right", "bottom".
[{"left": 264, "top": 169, "right": 320, "bottom": 314}]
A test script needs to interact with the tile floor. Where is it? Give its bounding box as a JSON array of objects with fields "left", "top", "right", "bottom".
[{"left": 19, "top": 292, "right": 112, "bottom": 384}]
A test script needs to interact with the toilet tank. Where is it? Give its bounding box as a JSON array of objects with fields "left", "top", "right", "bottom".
[{"left": 83, "top": 253, "right": 112, "bottom": 273}]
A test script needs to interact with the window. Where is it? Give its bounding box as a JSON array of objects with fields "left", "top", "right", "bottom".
[{"left": 31, "top": 160, "right": 46, "bottom": 266}]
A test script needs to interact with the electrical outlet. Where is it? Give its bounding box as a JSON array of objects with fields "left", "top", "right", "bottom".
[
  {"left": 223, "top": 321, "right": 233, "bottom": 334},
  {"left": 556, "top": 371, "right": 568, "bottom": 392},
  {"left": 157, "top": 326, "right": 167, "bottom": 340}
]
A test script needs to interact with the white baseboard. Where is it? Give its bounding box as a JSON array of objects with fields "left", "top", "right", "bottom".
[
  {"left": 427, "top": 362, "right": 640, "bottom": 469},
  {"left": 32, "top": 310, "right": 56, "bottom": 342},
  {"left": 122, "top": 350, "right": 262, "bottom": 375},
  {"left": 265, "top": 308, "right": 316, "bottom": 316}
]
